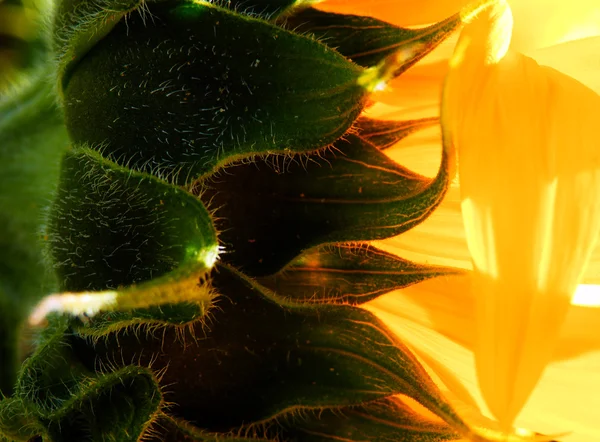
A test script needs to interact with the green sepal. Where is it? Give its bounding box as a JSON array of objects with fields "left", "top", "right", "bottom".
[
  {"left": 40, "top": 366, "right": 162, "bottom": 442},
  {"left": 63, "top": 1, "right": 368, "bottom": 184},
  {"left": 46, "top": 146, "right": 218, "bottom": 292},
  {"left": 357, "top": 116, "right": 439, "bottom": 150},
  {"left": 202, "top": 134, "right": 450, "bottom": 276},
  {"left": 273, "top": 397, "right": 460, "bottom": 441},
  {"left": 257, "top": 244, "right": 459, "bottom": 304},
  {"left": 16, "top": 316, "right": 89, "bottom": 412},
  {"left": 3, "top": 317, "right": 162, "bottom": 441},
  {"left": 0, "top": 73, "right": 68, "bottom": 395},
  {"left": 0, "top": 397, "right": 44, "bottom": 441},
  {"left": 66, "top": 264, "right": 469, "bottom": 435},
  {"left": 52, "top": 0, "right": 144, "bottom": 91},
  {"left": 283, "top": 8, "right": 460, "bottom": 73},
  {"left": 221, "top": 0, "right": 300, "bottom": 19}
]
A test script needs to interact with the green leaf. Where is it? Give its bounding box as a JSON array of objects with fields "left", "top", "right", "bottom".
[
  {"left": 282, "top": 8, "right": 460, "bottom": 73},
  {"left": 257, "top": 244, "right": 460, "bottom": 304},
  {"left": 357, "top": 116, "right": 439, "bottom": 150},
  {"left": 0, "top": 73, "right": 69, "bottom": 395},
  {"left": 201, "top": 134, "right": 449, "bottom": 276},
  {"left": 65, "top": 264, "right": 469, "bottom": 436},
  {"left": 46, "top": 147, "right": 219, "bottom": 292},
  {"left": 273, "top": 397, "right": 460, "bottom": 441},
  {"left": 63, "top": 1, "right": 368, "bottom": 184}
]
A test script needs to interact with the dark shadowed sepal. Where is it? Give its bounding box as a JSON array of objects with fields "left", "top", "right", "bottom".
[
  {"left": 357, "top": 116, "right": 439, "bottom": 150},
  {"left": 200, "top": 134, "right": 450, "bottom": 276},
  {"left": 63, "top": 1, "right": 368, "bottom": 184},
  {"left": 257, "top": 244, "right": 460, "bottom": 304},
  {"left": 46, "top": 147, "right": 218, "bottom": 292},
  {"left": 282, "top": 8, "right": 460, "bottom": 75},
  {"left": 67, "top": 264, "right": 470, "bottom": 436}
]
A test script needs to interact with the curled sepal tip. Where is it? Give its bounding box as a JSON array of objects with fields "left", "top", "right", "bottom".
[{"left": 46, "top": 147, "right": 219, "bottom": 293}]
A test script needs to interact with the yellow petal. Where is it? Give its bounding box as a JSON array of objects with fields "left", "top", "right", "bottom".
[
  {"left": 443, "top": 0, "right": 600, "bottom": 429},
  {"left": 511, "top": 350, "right": 600, "bottom": 441},
  {"left": 529, "top": 36, "right": 600, "bottom": 95},
  {"left": 368, "top": 295, "right": 600, "bottom": 441},
  {"left": 378, "top": 180, "right": 600, "bottom": 285},
  {"left": 365, "top": 272, "right": 600, "bottom": 360},
  {"left": 316, "top": 0, "right": 472, "bottom": 27},
  {"left": 509, "top": 0, "right": 600, "bottom": 52}
]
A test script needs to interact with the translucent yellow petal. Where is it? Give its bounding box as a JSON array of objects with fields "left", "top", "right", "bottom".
[
  {"left": 530, "top": 36, "right": 600, "bottom": 95},
  {"left": 379, "top": 134, "right": 600, "bottom": 284},
  {"left": 509, "top": 0, "right": 600, "bottom": 51},
  {"left": 316, "top": 0, "right": 472, "bottom": 27},
  {"left": 368, "top": 298, "right": 600, "bottom": 441},
  {"left": 372, "top": 60, "right": 447, "bottom": 111},
  {"left": 443, "top": 0, "right": 600, "bottom": 428},
  {"left": 514, "top": 350, "right": 600, "bottom": 441},
  {"left": 364, "top": 300, "right": 488, "bottom": 417}
]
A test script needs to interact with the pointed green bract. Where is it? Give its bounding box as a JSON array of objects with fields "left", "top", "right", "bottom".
[
  {"left": 283, "top": 8, "right": 461, "bottom": 75},
  {"left": 62, "top": 1, "right": 368, "bottom": 184},
  {"left": 258, "top": 244, "right": 459, "bottom": 304},
  {"left": 357, "top": 116, "right": 439, "bottom": 150},
  {"left": 46, "top": 147, "right": 219, "bottom": 292},
  {"left": 274, "top": 397, "right": 460, "bottom": 441},
  {"left": 202, "top": 134, "right": 450, "bottom": 275}
]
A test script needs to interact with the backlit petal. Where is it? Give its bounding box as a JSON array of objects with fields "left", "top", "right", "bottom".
[
  {"left": 316, "top": 0, "right": 472, "bottom": 27},
  {"left": 529, "top": 36, "right": 600, "bottom": 94},
  {"left": 368, "top": 297, "right": 600, "bottom": 441},
  {"left": 443, "top": 0, "right": 600, "bottom": 429},
  {"left": 510, "top": 0, "right": 600, "bottom": 51}
]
